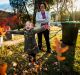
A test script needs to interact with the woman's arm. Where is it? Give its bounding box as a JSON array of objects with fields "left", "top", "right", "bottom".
[
  {"left": 36, "top": 12, "right": 51, "bottom": 25},
  {"left": 36, "top": 12, "right": 46, "bottom": 23},
  {"left": 43, "top": 12, "right": 51, "bottom": 26},
  {"left": 46, "top": 12, "right": 51, "bottom": 26}
]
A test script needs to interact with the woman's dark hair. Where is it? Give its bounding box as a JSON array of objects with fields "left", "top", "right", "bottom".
[{"left": 39, "top": 3, "right": 47, "bottom": 9}]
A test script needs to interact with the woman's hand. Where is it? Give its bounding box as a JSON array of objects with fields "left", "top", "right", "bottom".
[{"left": 42, "top": 25, "right": 50, "bottom": 30}]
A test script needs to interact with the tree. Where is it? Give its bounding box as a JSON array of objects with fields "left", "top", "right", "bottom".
[
  {"left": 49, "top": 0, "right": 73, "bottom": 21},
  {"left": 9, "top": 0, "right": 31, "bottom": 22}
]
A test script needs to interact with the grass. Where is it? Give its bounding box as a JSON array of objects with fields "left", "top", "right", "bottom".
[
  {"left": 73, "top": 33, "right": 80, "bottom": 73},
  {"left": 0, "top": 26, "right": 80, "bottom": 75}
]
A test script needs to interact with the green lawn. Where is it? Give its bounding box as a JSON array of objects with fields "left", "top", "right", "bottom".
[{"left": 0, "top": 26, "right": 80, "bottom": 75}]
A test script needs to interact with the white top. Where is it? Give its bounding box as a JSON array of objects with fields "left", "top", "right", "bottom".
[{"left": 36, "top": 11, "right": 51, "bottom": 27}]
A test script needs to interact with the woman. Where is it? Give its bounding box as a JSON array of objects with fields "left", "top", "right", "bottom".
[{"left": 36, "top": 3, "right": 51, "bottom": 53}]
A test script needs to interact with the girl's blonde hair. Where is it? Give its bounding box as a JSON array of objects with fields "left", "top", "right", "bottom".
[{"left": 24, "top": 21, "right": 34, "bottom": 30}]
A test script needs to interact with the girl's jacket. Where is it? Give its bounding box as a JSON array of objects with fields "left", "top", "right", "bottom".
[{"left": 9, "top": 26, "right": 45, "bottom": 54}]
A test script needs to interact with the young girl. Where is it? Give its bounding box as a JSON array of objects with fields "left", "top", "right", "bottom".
[{"left": 9, "top": 21, "right": 49, "bottom": 62}]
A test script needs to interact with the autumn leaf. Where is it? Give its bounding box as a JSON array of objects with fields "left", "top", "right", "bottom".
[
  {"left": 0, "top": 63, "right": 7, "bottom": 75},
  {"left": 59, "top": 46, "right": 69, "bottom": 53},
  {"left": 54, "top": 38, "right": 61, "bottom": 51},
  {"left": 0, "top": 27, "right": 6, "bottom": 35},
  {"left": 53, "top": 37, "right": 69, "bottom": 61},
  {"left": 53, "top": 37, "right": 69, "bottom": 53},
  {"left": 56, "top": 56, "right": 66, "bottom": 61}
]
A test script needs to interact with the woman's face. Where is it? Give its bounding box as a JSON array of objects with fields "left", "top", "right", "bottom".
[{"left": 40, "top": 4, "right": 45, "bottom": 12}]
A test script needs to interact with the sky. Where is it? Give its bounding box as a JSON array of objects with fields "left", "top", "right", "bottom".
[
  {"left": 0, "top": 0, "right": 33, "bottom": 13},
  {"left": 0, "top": 0, "right": 13, "bottom": 12},
  {"left": 0, "top": 0, "right": 80, "bottom": 13},
  {"left": 0, "top": 0, "right": 9, "bottom": 4}
]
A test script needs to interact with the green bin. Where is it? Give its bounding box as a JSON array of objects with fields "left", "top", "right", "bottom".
[{"left": 61, "top": 21, "right": 79, "bottom": 45}]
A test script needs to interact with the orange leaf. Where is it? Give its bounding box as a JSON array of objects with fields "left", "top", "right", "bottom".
[
  {"left": 53, "top": 45, "right": 56, "bottom": 50},
  {"left": 0, "top": 27, "right": 3, "bottom": 32},
  {"left": 0, "top": 27, "right": 4, "bottom": 35},
  {"left": 0, "top": 63, "right": 7, "bottom": 75},
  {"left": 54, "top": 38, "right": 61, "bottom": 51},
  {"left": 56, "top": 56, "right": 66, "bottom": 61},
  {"left": 35, "top": 64, "right": 39, "bottom": 68},
  {"left": 54, "top": 38, "right": 61, "bottom": 47},
  {"left": 59, "top": 46, "right": 69, "bottom": 53}
]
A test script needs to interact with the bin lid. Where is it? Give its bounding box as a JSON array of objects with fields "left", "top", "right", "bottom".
[
  {"left": 61, "top": 21, "right": 80, "bottom": 28},
  {"left": 61, "top": 21, "right": 80, "bottom": 24}
]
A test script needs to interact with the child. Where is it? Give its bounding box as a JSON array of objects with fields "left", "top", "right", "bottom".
[{"left": 9, "top": 21, "right": 49, "bottom": 62}]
